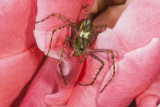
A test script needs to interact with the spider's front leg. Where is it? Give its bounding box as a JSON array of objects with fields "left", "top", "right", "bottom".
[
  {"left": 59, "top": 36, "right": 71, "bottom": 85},
  {"left": 46, "top": 24, "right": 70, "bottom": 56},
  {"left": 35, "top": 13, "right": 74, "bottom": 25},
  {"left": 82, "top": 4, "right": 89, "bottom": 21},
  {"left": 35, "top": 13, "right": 76, "bottom": 56}
]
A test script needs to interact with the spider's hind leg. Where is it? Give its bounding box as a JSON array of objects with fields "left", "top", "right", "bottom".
[
  {"left": 59, "top": 36, "right": 71, "bottom": 85},
  {"left": 75, "top": 53, "right": 104, "bottom": 86},
  {"left": 89, "top": 49, "right": 115, "bottom": 93},
  {"left": 75, "top": 49, "right": 115, "bottom": 93},
  {"left": 80, "top": 54, "right": 87, "bottom": 63}
]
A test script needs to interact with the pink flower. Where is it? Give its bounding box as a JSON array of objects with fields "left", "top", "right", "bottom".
[{"left": 0, "top": 0, "right": 160, "bottom": 107}]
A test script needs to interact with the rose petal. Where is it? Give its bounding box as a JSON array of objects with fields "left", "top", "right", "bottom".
[
  {"left": 44, "top": 88, "right": 73, "bottom": 106},
  {"left": 0, "top": 0, "right": 36, "bottom": 58},
  {"left": 136, "top": 75, "right": 160, "bottom": 107},
  {"left": 98, "top": 38, "right": 160, "bottom": 107},
  {"left": 20, "top": 57, "right": 57, "bottom": 107},
  {"left": 114, "top": 0, "right": 160, "bottom": 50},
  {"left": 97, "top": 0, "right": 160, "bottom": 106},
  {"left": 0, "top": 46, "right": 44, "bottom": 106},
  {"left": 0, "top": 0, "right": 43, "bottom": 106}
]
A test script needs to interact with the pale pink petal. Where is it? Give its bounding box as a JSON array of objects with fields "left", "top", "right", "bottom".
[
  {"left": 97, "top": 38, "right": 160, "bottom": 107},
  {"left": 136, "top": 75, "right": 160, "bottom": 107},
  {"left": 114, "top": 0, "right": 160, "bottom": 50},
  {"left": 97, "top": 0, "right": 160, "bottom": 106}
]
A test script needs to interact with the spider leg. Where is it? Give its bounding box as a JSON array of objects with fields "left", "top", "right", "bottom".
[
  {"left": 46, "top": 24, "right": 70, "bottom": 56},
  {"left": 82, "top": 4, "right": 89, "bottom": 21},
  {"left": 75, "top": 53, "right": 104, "bottom": 86},
  {"left": 36, "top": 13, "right": 75, "bottom": 25},
  {"left": 88, "top": 24, "right": 108, "bottom": 46},
  {"left": 89, "top": 49, "right": 115, "bottom": 93},
  {"left": 88, "top": 31, "right": 100, "bottom": 46},
  {"left": 94, "top": 24, "right": 107, "bottom": 29},
  {"left": 80, "top": 54, "right": 87, "bottom": 63},
  {"left": 70, "top": 26, "right": 76, "bottom": 49},
  {"left": 59, "top": 36, "right": 71, "bottom": 85},
  {"left": 69, "top": 49, "right": 75, "bottom": 58}
]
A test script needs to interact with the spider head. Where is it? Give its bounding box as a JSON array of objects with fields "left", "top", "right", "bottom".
[{"left": 77, "top": 18, "right": 93, "bottom": 32}]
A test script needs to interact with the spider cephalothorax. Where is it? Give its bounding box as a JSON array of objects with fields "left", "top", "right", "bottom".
[{"left": 36, "top": 5, "right": 115, "bottom": 93}]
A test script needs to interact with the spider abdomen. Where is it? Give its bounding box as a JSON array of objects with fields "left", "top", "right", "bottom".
[{"left": 73, "top": 36, "right": 88, "bottom": 56}]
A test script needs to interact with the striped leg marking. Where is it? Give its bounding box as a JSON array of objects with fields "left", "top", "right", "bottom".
[
  {"left": 59, "top": 36, "right": 70, "bottom": 85},
  {"left": 46, "top": 24, "right": 70, "bottom": 56}
]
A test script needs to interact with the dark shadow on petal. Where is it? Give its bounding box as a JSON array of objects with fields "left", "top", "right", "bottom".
[{"left": 128, "top": 99, "right": 137, "bottom": 107}]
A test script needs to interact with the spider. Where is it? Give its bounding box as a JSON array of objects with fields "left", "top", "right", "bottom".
[{"left": 36, "top": 4, "right": 115, "bottom": 93}]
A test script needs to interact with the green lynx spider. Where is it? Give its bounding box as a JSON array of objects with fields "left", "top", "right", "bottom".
[{"left": 36, "top": 5, "right": 115, "bottom": 93}]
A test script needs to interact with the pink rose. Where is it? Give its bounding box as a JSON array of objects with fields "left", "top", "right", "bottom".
[{"left": 0, "top": 0, "right": 160, "bottom": 107}]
